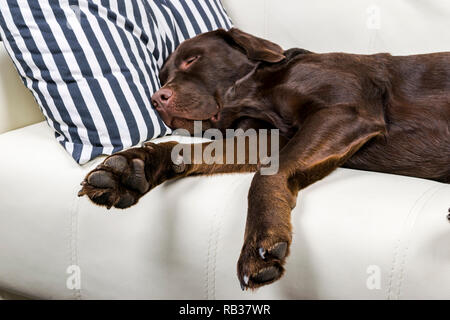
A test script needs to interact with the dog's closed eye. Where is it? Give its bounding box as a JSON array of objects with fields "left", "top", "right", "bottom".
[{"left": 180, "top": 56, "right": 199, "bottom": 70}]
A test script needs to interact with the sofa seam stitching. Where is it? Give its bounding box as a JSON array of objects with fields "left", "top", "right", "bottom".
[
  {"left": 205, "top": 175, "right": 248, "bottom": 299},
  {"left": 205, "top": 180, "right": 223, "bottom": 300},
  {"left": 264, "top": 0, "right": 268, "bottom": 38},
  {"left": 386, "top": 184, "right": 440, "bottom": 299},
  {"left": 207, "top": 181, "right": 228, "bottom": 300},
  {"left": 386, "top": 239, "right": 400, "bottom": 299},
  {"left": 396, "top": 185, "right": 444, "bottom": 299},
  {"left": 205, "top": 211, "right": 213, "bottom": 299},
  {"left": 70, "top": 192, "right": 82, "bottom": 300}
]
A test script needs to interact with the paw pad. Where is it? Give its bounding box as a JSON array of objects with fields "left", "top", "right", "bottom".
[
  {"left": 87, "top": 171, "right": 115, "bottom": 189},
  {"left": 238, "top": 240, "right": 290, "bottom": 290}
]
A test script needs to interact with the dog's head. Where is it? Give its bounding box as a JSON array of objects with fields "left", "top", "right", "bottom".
[{"left": 152, "top": 28, "right": 285, "bottom": 133}]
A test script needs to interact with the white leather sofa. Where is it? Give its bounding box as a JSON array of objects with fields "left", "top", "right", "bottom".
[{"left": 0, "top": 0, "right": 449, "bottom": 300}]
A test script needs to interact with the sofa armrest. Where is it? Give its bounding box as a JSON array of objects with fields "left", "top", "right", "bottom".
[{"left": 0, "top": 43, "right": 44, "bottom": 135}]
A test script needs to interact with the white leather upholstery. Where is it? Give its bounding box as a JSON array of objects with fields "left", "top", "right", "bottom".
[
  {"left": 0, "top": 122, "right": 448, "bottom": 299},
  {"left": 224, "top": 0, "right": 450, "bottom": 54},
  {"left": 0, "top": 0, "right": 449, "bottom": 299},
  {"left": 0, "top": 45, "right": 44, "bottom": 134}
]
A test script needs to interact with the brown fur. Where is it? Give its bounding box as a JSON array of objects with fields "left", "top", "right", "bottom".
[{"left": 79, "top": 28, "right": 450, "bottom": 290}]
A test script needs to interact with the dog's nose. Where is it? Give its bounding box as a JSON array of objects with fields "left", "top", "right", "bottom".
[
  {"left": 152, "top": 88, "right": 175, "bottom": 127},
  {"left": 151, "top": 88, "right": 173, "bottom": 110}
]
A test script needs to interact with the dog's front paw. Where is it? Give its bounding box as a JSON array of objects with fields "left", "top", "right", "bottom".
[
  {"left": 237, "top": 228, "right": 291, "bottom": 290},
  {"left": 78, "top": 142, "right": 179, "bottom": 209}
]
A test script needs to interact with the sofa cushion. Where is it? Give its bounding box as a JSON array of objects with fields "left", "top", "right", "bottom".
[
  {"left": 0, "top": 0, "right": 231, "bottom": 164},
  {"left": 0, "top": 122, "right": 449, "bottom": 299}
]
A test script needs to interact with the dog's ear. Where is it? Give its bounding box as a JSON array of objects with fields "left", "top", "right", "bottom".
[{"left": 225, "top": 28, "right": 285, "bottom": 63}]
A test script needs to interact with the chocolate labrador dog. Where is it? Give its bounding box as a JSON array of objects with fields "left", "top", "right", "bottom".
[{"left": 79, "top": 28, "right": 450, "bottom": 290}]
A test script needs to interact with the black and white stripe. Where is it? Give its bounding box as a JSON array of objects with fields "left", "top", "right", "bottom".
[{"left": 0, "top": 0, "right": 232, "bottom": 163}]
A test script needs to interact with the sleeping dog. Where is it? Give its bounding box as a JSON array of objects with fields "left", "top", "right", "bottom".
[{"left": 79, "top": 28, "right": 450, "bottom": 290}]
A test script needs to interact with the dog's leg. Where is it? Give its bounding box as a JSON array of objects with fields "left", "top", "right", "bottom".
[
  {"left": 78, "top": 132, "right": 282, "bottom": 209},
  {"left": 237, "top": 108, "right": 384, "bottom": 290}
]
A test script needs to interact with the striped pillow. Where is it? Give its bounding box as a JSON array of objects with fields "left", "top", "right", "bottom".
[{"left": 0, "top": 0, "right": 232, "bottom": 164}]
